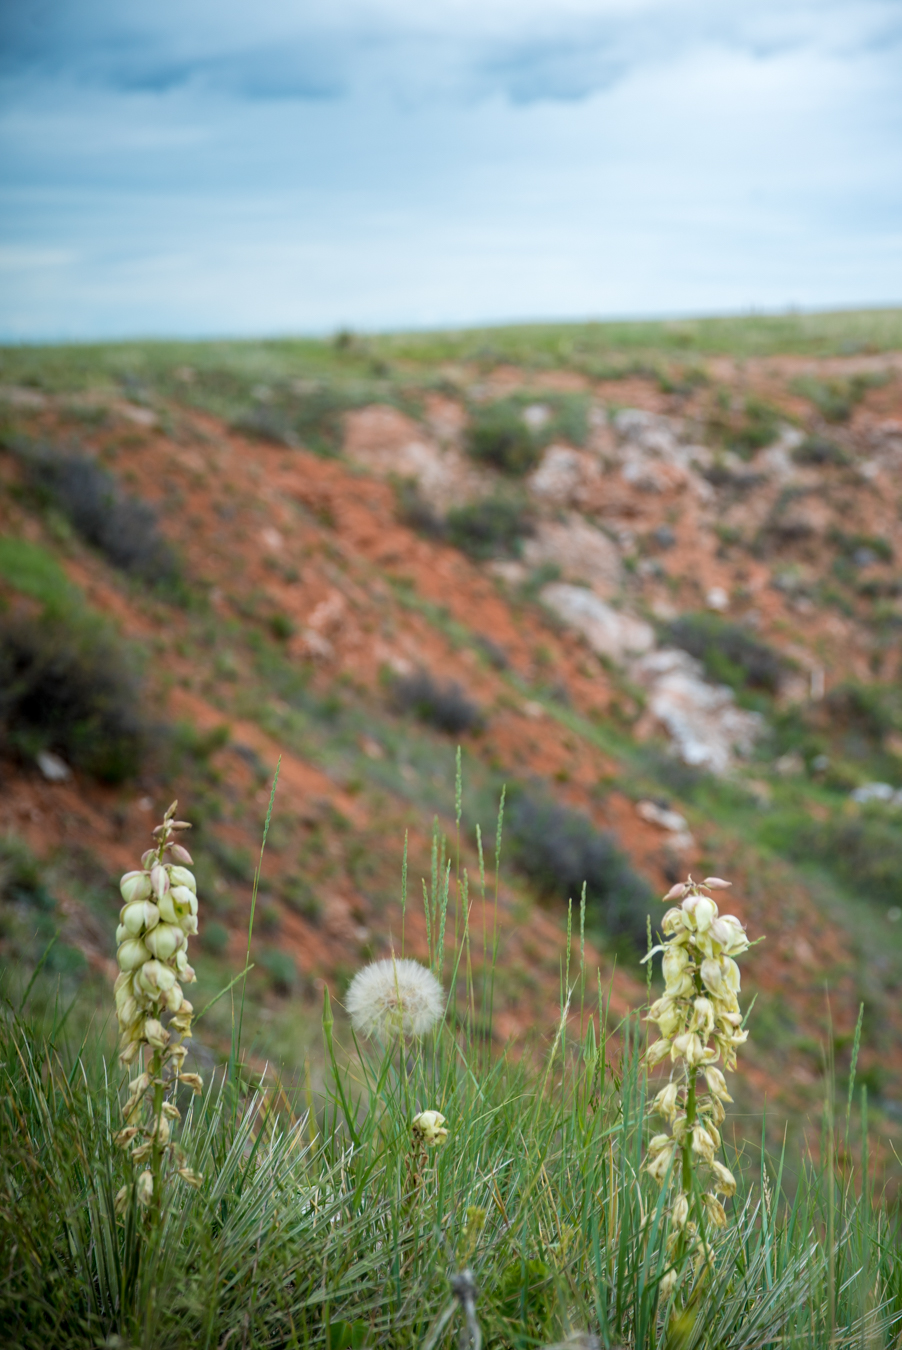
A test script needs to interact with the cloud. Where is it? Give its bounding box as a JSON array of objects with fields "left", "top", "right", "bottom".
[{"left": 3, "top": 0, "right": 901, "bottom": 108}]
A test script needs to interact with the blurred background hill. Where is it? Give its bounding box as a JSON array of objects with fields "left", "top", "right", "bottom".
[{"left": 2, "top": 312, "right": 902, "bottom": 1175}]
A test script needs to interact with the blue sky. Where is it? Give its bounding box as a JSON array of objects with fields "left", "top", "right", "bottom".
[{"left": 1, "top": 0, "right": 900, "bottom": 340}]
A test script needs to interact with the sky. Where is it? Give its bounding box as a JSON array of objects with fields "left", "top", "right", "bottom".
[{"left": 0, "top": 0, "right": 901, "bottom": 341}]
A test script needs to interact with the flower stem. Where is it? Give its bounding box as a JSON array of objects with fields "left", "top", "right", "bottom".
[{"left": 149, "top": 1045, "right": 164, "bottom": 1227}]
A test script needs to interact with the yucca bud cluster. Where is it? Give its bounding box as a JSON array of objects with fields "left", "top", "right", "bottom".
[
  {"left": 114, "top": 800, "right": 199, "bottom": 1065},
  {"left": 641, "top": 876, "right": 756, "bottom": 1298},
  {"left": 113, "top": 801, "right": 203, "bottom": 1214}
]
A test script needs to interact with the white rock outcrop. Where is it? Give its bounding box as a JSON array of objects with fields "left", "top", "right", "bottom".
[
  {"left": 540, "top": 584, "right": 654, "bottom": 661},
  {"left": 632, "top": 648, "right": 763, "bottom": 775},
  {"left": 522, "top": 515, "right": 622, "bottom": 594}
]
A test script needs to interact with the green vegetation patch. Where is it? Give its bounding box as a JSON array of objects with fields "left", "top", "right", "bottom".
[
  {"left": 465, "top": 393, "right": 589, "bottom": 474},
  {"left": 662, "top": 611, "right": 786, "bottom": 697},
  {"left": 507, "top": 789, "right": 654, "bottom": 948},
  {"left": 445, "top": 496, "right": 533, "bottom": 560},
  {"left": 0, "top": 536, "right": 76, "bottom": 609},
  {"left": 791, "top": 371, "right": 892, "bottom": 423}
]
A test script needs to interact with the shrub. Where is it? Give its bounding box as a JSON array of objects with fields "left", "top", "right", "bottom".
[
  {"left": 792, "top": 435, "right": 850, "bottom": 467},
  {"left": 730, "top": 398, "right": 781, "bottom": 456},
  {"left": 0, "top": 610, "right": 147, "bottom": 782},
  {"left": 662, "top": 611, "right": 785, "bottom": 695},
  {"left": 507, "top": 791, "right": 653, "bottom": 946},
  {"left": 21, "top": 445, "right": 180, "bottom": 587},
  {"left": 391, "top": 670, "right": 483, "bottom": 735},
  {"left": 445, "top": 497, "right": 533, "bottom": 561},
  {"left": 466, "top": 401, "right": 543, "bottom": 475}
]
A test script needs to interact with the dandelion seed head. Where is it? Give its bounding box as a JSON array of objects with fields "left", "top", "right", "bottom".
[{"left": 346, "top": 957, "right": 444, "bottom": 1039}]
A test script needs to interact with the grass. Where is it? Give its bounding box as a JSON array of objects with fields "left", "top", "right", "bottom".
[{"left": 1, "top": 779, "right": 901, "bottom": 1350}]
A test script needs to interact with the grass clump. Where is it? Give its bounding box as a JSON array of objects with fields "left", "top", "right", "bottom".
[
  {"left": 391, "top": 669, "right": 483, "bottom": 735},
  {"left": 662, "top": 611, "right": 786, "bottom": 697},
  {"left": 445, "top": 496, "right": 533, "bottom": 560},
  {"left": 507, "top": 789, "right": 654, "bottom": 947},
  {"left": 791, "top": 371, "right": 891, "bottom": 423},
  {"left": 0, "top": 608, "right": 147, "bottom": 781},
  {"left": 0, "top": 537, "right": 76, "bottom": 608}
]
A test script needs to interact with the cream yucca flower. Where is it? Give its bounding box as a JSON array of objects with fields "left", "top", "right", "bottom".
[
  {"left": 642, "top": 873, "right": 759, "bottom": 1297},
  {"left": 114, "top": 801, "right": 204, "bottom": 1217},
  {"left": 346, "top": 957, "right": 444, "bottom": 1039}
]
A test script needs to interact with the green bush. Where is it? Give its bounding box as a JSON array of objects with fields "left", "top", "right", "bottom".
[
  {"left": 465, "top": 401, "right": 543, "bottom": 474},
  {"left": 730, "top": 398, "right": 782, "bottom": 456},
  {"left": 259, "top": 946, "right": 297, "bottom": 994},
  {"left": 17, "top": 442, "right": 181, "bottom": 588},
  {"left": 762, "top": 805, "right": 902, "bottom": 910},
  {"left": 391, "top": 670, "right": 483, "bottom": 735},
  {"left": 507, "top": 790, "right": 654, "bottom": 947},
  {"left": 792, "top": 435, "right": 850, "bottom": 466},
  {"left": 0, "top": 609, "right": 147, "bottom": 781},
  {"left": 662, "top": 611, "right": 785, "bottom": 695},
  {"left": 445, "top": 496, "right": 532, "bottom": 560}
]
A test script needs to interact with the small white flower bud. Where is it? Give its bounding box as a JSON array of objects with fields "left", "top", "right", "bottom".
[
  {"left": 711, "top": 1160, "right": 737, "bottom": 1196},
  {"left": 120, "top": 899, "right": 160, "bottom": 936},
  {"left": 653, "top": 1083, "right": 680, "bottom": 1121},
  {"left": 144, "top": 1018, "right": 170, "bottom": 1049},
  {"left": 167, "top": 865, "right": 196, "bottom": 894},
  {"left": 169, "top": 843, "right": 194, "bottom": 865},
  {"left": 662, "top": 945, "right": 689, "bottom": 984},
  {"left": 117, "top": 937, "right": 151, "bottom": 972},
  {"left": 140, "top": 849, "right": 156, "bottom": 868},
  {"left": 164, "top": 981, "right": 184, "bottom": 1013},
  {"left": 178, "top": 1072, "right": 204, "bottom": 1094},
  {"left": 646, "top": 1144, "right": 675, "bottom": 1182},
  {"left": 150, "top": 864, "right": 170, "bottom": 900},
  {"left": 659, "top": 1267, "right": 678, "bottom": 1300},
  {"left": 114, "top": 1127, "right": 139, "bottom": 1148},
  {"left": 136, "top": 959, "right": 177, "bottom": 994},
  {"left": 703, "top": 1192, "right": 727, "bottom": 1228},
  {"left": 700, "top": 958, "right": 727, "bottom": 997},
  {"left": 412, "top": 1109, "right": 449, "bottom": 1146},
  {"left": 691, "top": 1123, "right": 716, "bottom": 1163},
  {"left": 704, "top": 1067, "right": 732, "bottom": 1102},
  {"left": 120, "top": 870, "right": 152, "bottom": 904},
  {"left": 115, "top": 1185, "right": 130, "bottom": 1216},
  {"left": 671, "top": 1193, "right": 690, "bottom": 1228},
  {"left": 646, "top": 1038, "right": 672, "bottom": 1067},
  {"left": 144, "top": 922, "right": 185, "bottom": 962},
  {"left": 662, "top": 882, "right": 690, "bottom": 902},
  {"left": 136, "top": 1171, "right": 154, "bottom": 1206},
  {"left": 177, "top": 1167, "right": 203, "bottom": 1189},
  {"left": 702, "top": 877, "right": 731, "bottom": 890}
]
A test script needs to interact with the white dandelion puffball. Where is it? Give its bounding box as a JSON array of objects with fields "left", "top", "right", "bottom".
[{"left": 346, "top": 958, "right": 445, "bottom": 1039}]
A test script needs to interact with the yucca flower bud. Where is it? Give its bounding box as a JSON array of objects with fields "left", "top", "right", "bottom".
[
  {"left": 118, "top": 937, "right": 151, "bottom": 971},
  {"left": 646, "top": 1038, "right": 672, "bottom": 1067},
  {"left": 178, "top": 1072, "right": 204, "bottom": 1094},
  {"left": 691, "top": 1123, "right": 716, "bottom": 1163},
  {"left": 120, "top": 899, "right": 160, "bottom": 936},
  {"left": 412, "top": 1109, "right": 449, "bottom": 1146},
  {"left": 703, "top": 1193, "right": 727, "bottom": 1228},
  {"left": 135, "top": 959, "right": 177, "bottom": 994},
  {"left": 169, "top": 843, "right": 194, "bottom": 865},
  {"left": 144, "top": 1018, "right": 170, "bottom": 1049},
  {"left": 711, "top": 1160, "right": 737, "bottom": 1196},
  {"left": 144, "top": 921, "right": 185, "bottom": 962},
  {"left": 646, "top": 1144, "right": 676, "bottom": 1183},
  {"left": 120, "top": 871, "right": 152, "bottom": 904},
  {"left": 653, "top": 1082, "right": 680, "bottom": 1121},
  {"left": 671, "top": 1193, "right": 690, "bottom": 1228},
  {"left": 150, "top": 864, "right": 170, "bottom": 900},
  {"left": 167, "top": 865, "right": 196, "bottom": 893},
  {"left": 136, "top": 1171, "right": 154, "bottom": 1207},
  {"left": 704, "top": 1066, "right": 732, "bottom": 1102},
  {"left": 177, "top": 1167, "right": 203, "bottom": 1188}
]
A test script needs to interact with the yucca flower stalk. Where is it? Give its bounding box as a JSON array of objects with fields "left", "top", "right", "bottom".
[
  {"left": 113, "top": 800, "right": 204, "bottom": 1220},
  {"left": 642, "top": 874, "right": 757, "bottom": 1300}
]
